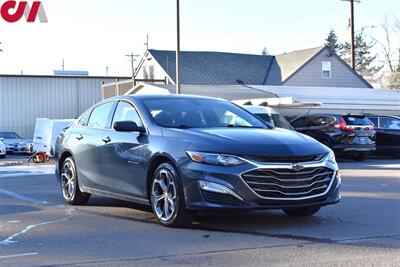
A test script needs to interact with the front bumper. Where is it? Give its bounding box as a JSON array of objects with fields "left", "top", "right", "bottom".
[
  {"left": 181, "top": 156, "right": 341, "bottom": 211},
  {"left": 332, "top": 144, "right": 376, "bottom": 153}
]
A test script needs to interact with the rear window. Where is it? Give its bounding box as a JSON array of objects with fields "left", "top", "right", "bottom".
[{"left": 343, "top": 116, "right": 372, "bottom": 126}]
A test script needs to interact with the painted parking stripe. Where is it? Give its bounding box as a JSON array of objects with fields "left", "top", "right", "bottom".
[
  {"left": 0, "top": 188, "right": 49, "bottom": 205},
  {"left": 0, "top": 252, "right": 38, "bottom": 260}
]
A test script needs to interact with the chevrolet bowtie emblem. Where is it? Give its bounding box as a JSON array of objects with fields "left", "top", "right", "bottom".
[{"left": 292, "top": 164, "right": 305, "bottom": 172}]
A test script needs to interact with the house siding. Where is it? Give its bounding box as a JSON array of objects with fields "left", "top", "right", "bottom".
[
  {"left": 135, "top": 56, "right": 173, "bottom": 83},
  {"left": 283, "top": 48, "right": 369, "bottom": 88}
]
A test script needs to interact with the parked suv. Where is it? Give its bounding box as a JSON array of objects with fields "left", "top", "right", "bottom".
[
  {"left": 366, "top": 115, "right": 400, "bottom": 155},
  {"left": 55, "top": 95, "right": 340, "bottom": 227},
  {"left": 290, "top": 114, "right": 376, "bottom": 161}
]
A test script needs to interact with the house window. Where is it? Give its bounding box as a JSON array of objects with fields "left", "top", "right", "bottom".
[{"left": 322, "top": 61, "right": 331, "bottom": 78}]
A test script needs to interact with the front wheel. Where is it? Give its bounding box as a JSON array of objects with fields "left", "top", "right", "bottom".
[
  {"left": 283, "top": 206, "right": 321, "bottom": 217},
  {"left": 150, "top": 162, "right": 194, "bottom": 227},
  {"left": 60, "top": 157, "right": 90, "bottom": 205}
]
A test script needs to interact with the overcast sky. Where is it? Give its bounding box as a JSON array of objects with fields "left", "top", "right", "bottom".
[{"left": 0, "top": 0, "right": 399, "bottom": 76}]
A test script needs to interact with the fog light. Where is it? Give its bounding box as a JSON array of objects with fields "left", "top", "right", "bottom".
[{"left": 198, "top": 180, "right": 243, "bottom": 201}]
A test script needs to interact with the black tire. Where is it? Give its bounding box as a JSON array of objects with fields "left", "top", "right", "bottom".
[
  {"left": 60, "top": 157, "right": 90, "bottom": 205},
  {"left": 150, "top": 162, "right": 194, "bottom": 227},
  {"left": 0, "top": 155, "right": 5, "bottom": 159},
  {"left": 352, "top": 152, "right": 368, "bottom": 162},
  {"left": 283, "top": 206, "right": 321, "bottom": 217}
]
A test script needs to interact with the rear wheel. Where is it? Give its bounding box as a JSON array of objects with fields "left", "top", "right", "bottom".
[
  {"left": 0, "top": 155, "right": 5, "bottom": 159},
  {"left": 283, "top": 206, "right": 321, "bottom": 217},
  {"left": 60, "top": 157, "right": 90, "bottom": 205},
  {"left": 352, "top": 152, "right": 368, "bottom": 161},
  {"left": 150, "top": 162, "right": 194, "bottom": 227}
]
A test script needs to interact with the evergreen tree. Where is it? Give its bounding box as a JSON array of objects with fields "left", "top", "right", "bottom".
[
  {"left": 324, "top": 29, "right": 341, "bottom": 53},
  {"left": 340, "top": 30, "right": 382, "bottom": 78}
]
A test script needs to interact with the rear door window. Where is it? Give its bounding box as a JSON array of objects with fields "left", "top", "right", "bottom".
[
  {"left": 87, "top": 102, "right": 115, "bottom": 129},
  {"left": 367, "top": 117, "right": 378, "bottom": 127},
  {"left": 379, "top": 117, "right": 400, "bottom": 129},
  {"left": 343, "top": 116, "right": 373, "bottom": 126}
]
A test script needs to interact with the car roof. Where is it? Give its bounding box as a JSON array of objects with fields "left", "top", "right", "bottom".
[
  {"left": 114, "top": 94, "right": 225, "bottom": 101},
  {"left": 295, "top": 114, "right": 367, "bottom": 118}
]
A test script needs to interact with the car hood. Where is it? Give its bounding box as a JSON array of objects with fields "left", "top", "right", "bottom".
[
  {"left": 3, "top": 139, "right": 28, "bottom": 145},
  {"left": 164, "top": 127, "right": 328, "bottom": 156}
]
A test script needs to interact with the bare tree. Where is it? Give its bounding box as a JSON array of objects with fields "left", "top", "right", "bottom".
[{"left": 370, "top": 17, "right": 400, "bottom": 88}]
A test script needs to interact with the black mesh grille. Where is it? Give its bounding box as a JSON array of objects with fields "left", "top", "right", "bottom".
[
  {"left": 201, "top": 191, "right": 242, "bottom": 205},
  {"left": 243, "top": 153, "right": 327, "bottom": 164},
  {"left": 241, "top": 167, "right": 334, "bottom": 199}
]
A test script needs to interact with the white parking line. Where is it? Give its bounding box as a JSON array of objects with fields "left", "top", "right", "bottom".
[
  {"left": 0, "top": 252, "right": 38, "bottom": 260},
  {"left": 0, "top": 188, "right": 49, "bottom": 205}
]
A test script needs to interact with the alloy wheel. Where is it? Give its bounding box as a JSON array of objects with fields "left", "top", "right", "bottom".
[
  {"left": 61, "top": 160, "right": 76, "bottom": 200},
  {"left": 151, "top": 168, "right": 177, "bottom": 222}
]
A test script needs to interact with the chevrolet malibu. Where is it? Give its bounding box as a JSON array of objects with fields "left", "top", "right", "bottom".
[{"left": 55, "top": 95, "right": 341, "bottom": 227}]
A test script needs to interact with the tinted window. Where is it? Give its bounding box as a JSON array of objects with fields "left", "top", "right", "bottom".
[
  {"left": 343, "top": 116, "right": 372, "bottom": 126},
  {"left": 143, "top": 98, "right": 265, "bottom": 129},
  {"left": 291, "top": 117, "right": 307, "bottom": 128},
  {"left": 112, "top": 101, "right": 143, "bottom": 127},
  {"left": 305, "top": 116, "right": 336, "bottom": 127},
  {"left": 380, "top": 117, "right": 400, "bottom": 129},
  {"left": 87, "top": 102, "right": 115, "bottom": 129},
  {"left": 368, "top": 117, "right": 378, "bottom": 127}
]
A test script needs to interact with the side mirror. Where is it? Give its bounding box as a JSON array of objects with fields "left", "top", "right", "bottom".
[{"left": 113, "top": 121, "right": 145, "bottom": 133}]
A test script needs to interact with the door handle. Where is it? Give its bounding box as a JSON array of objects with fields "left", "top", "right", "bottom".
[
  {"left": 76, "top": 134, "right": 84, "bottom": 141},
  {"left": 102, "top": 136, "right": 112, "bottom": 144}
]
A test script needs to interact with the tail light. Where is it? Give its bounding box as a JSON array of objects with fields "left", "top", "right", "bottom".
[{"left": 334, "top": 117, "right": 354, "bottom": 131}]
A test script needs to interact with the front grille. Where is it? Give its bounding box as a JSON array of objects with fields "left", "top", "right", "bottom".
[
  {"left": 241, "top": 167, "right": 334, "bottom": 199},
  {"left": 243, "top": 153, "right": 327, "bottom": 164}
]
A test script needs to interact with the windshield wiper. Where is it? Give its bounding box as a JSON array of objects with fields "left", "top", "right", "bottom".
[
  {"left": 177, "top": 125, "right": 192, "bottom": 129},
  {"left": 226, "top": 124, "right": 262, "bottom": 129}
]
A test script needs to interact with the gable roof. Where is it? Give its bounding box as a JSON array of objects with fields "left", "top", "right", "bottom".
[
  {"left": 275, "top": 46, "right": 324, "bottom": 81},
  {"left": 148, "top": 49, "right": 280, "bottom": 85}
]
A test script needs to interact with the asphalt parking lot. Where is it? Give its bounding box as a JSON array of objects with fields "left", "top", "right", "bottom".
[{"left": 0, "top": 159, "right": 399, "bottom": 267}]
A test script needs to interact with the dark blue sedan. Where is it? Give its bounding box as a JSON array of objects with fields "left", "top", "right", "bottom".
[{"left": 55, "top": 94, "right": 340, "bottom": 227}]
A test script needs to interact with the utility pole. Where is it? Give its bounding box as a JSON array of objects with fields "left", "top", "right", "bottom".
[
  {"left": 62, "top": 58, "right": 65, "bottom": 71},
  {"left": 343, "top": 0, "right": 360, "bottom": 70},
  {"left": 176, "top": 0, "right": 181, "bottom": 94},
  {"left": 144, "top": 34, "right": 149, "bottom": 50},
  {"left": 125, "top": 53, "right": 140, "bottom": 78}
]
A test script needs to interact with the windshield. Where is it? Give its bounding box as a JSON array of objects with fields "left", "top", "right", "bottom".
[
  {"left": 0, "top": 132, "right": 21, "bottom": 139},
  {"left": 143, "top": 98, "right": 266, "bottom": 129},
  {"left": 255, "top": 114, "right": 293, "bottom": 130}
]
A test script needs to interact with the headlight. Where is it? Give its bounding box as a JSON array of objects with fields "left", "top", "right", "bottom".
[
  {"left": 327, "top": 150, "right": 336, "bottom": 164},
  {"left": 186, "top": 151, "right": 245, "bottom": 166}
]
